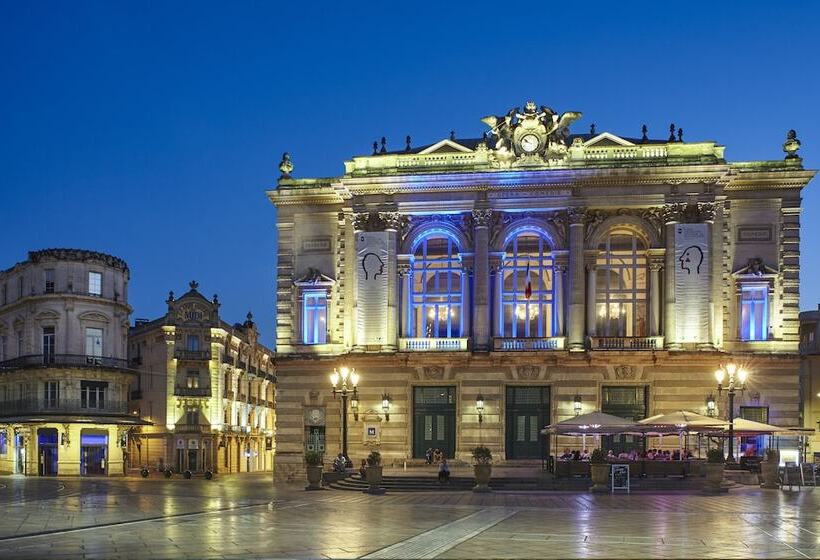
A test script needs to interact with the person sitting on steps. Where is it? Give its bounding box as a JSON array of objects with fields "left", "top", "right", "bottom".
[{"left": 438, "top": 458, "right": 450, "bottom": 483}]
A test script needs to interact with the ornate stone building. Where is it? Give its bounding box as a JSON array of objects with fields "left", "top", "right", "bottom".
[
  {"left": 268, "top": 101, "right": 815, "bottom": 479},
  {"left": 128, "top": 282, "right": 276, "bottom": 474},
  {"left": 0, "top": 249, "right": 143, "bottom": 476}
]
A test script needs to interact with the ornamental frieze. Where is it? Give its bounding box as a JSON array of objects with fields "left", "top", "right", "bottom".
[{"left": 353, "top": 211, "right": 410, "bottom": 233}]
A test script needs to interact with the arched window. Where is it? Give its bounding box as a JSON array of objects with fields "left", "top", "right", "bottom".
[
  {"left": 595, "top": 229, "right": 648, "bottom": 337},
  {"left": 500, "top": 232, "right": 554, "bottom": 337},
  {"left": 409, "top": 235, "right": 463, "bottom": 338}
]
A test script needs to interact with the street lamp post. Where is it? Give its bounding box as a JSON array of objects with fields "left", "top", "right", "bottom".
[
  {"left": 330, "top": 366, "right": 359, "bottom": 463},
  {"left": 714, "top": 363, "right": 749, "bottom": 463}
]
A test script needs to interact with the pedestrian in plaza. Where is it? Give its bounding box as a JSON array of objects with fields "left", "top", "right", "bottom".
[
  {"left": 425, "top": 448, "right": 433, "bottom": 464},
  {"left": 359, "top": 459, "right": 367, "bottom": 479}
]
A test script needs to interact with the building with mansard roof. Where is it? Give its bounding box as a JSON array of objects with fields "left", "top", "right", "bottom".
[
  {"left": 267, "top": 101, "right": 815, "bottom": 480},
  {"left": 127, "top": 282, "right": 276, "bottom": 475}
]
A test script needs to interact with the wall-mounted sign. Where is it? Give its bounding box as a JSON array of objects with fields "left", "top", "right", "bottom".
[{"left": 736, "top": 226, "right": 773, "bottom": 243}]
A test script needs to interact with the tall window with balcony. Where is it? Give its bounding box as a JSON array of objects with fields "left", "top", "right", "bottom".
[
  {"left": 302, "top": 291, "right": 327, "bottom": 344},
  {"left": 186, "top": 370, "right": 200, "bottom": 389},
  {"left": 85, "top": 327, "right": 103, "bottom": 360},
  {"left": 81, "top": 381, "right": 107, "bottom": 410},
  {"left": 187, "top": 334, "right": 200, "bottom": 351},
  {"left": 43, "top": 381, "right": 59, "bottom": 409},
  {"left": 42, "top": 326, "right": 55, "bottom": 364},
  {"left": 409, "top": 235, "right": 463, "bottom": 338},
  {"left": 595, "top": 230, "right": 648, "bottom": 337},
  {"left": 739, "top": 284, "right": 768, "bottom": 341},
  {"left": 500, "top": 232, "right": 554, "bottom": 338},
  {"left": 44, "top": 269, "right": 55, "bottom": 294},
  {"left": 88, "top": 271, "right": 102, "bottom": 296}
]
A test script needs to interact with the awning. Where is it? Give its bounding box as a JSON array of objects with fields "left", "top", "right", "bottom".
[
  {"left": 637, "top": 410, "right": 726, "bottom": 434},
  {"left": 543, "top": 411, "right": 637, "bottom": 435},
  {"left": 0, "top": 414, "right": 152, "bottom": 426}
]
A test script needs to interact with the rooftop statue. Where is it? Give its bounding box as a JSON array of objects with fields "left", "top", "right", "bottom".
[{"left": 481, "top": 100, "right": 582, "bottom": 166}]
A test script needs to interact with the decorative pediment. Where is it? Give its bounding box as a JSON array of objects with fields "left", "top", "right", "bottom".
[
  {"left": 418, "top": 139, "right": 473, "bottom": 155},
  {"left": 583, "top": 132, "right": 635, "bottom": 147},
  {"left": 732, "top": 258, "right": 778, "bottom": 277},
  {"left": 294, "top": 267, "right": 335, "bottom": 286},
  {"left": 78, "top": 311, "right": 111, "bottom": 323},
  {"left": 34, "top": 309, "right": 61, "bottom": 321}
]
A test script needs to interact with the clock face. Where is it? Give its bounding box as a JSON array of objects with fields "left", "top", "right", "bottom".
[
  {"left": 520, "top": 134, "right": 539, "bottom": 153},
  {"left": 308, "top": 409, "right": 323, "bottom": 425}
]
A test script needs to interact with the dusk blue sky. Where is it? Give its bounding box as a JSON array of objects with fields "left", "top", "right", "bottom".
[{"left": 2, "top": 2, "right": 818, "bottom": 347}]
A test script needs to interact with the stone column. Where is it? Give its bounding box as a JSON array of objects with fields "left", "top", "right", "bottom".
[
  {"left": 648, "top": 259, "right": 662, "bottom": 337},
  {"left": 384, "top": 222, "right": 399, "bottom": 352},
  {"left": 585, "top": 261, "right": 597, "bottom": 337},
  {"left": 567, "top": 208, "right": 586, "bottom": 351},
  {"left": 398, "top": 261, "right": 411, "bottom": 338},
  {"left": 490, "top": 255, "right": 502, "bottom": 338},
  {"left": 699, "top": 202, "right": 717, "bottom": 350},
  {"left": 553, "top": 254, "right": 567, "bottom": 337},
  {"left": 472, "top": 209, "right": 492, "bottom": 350},
  {"left": 663, "top": 205, "right": 680, "bottom": 350}
]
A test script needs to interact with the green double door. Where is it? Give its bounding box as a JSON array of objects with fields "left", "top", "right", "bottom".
[
  {"left": 413, "top": 386, "right": 456, "bottom": 459},
  {"left": 505, "top": 386, "right": 550, "bottom": 460}
]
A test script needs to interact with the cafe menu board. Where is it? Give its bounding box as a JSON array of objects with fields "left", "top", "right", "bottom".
[{"left": 611, "top": 464, "right": 630, "bottom": 493}]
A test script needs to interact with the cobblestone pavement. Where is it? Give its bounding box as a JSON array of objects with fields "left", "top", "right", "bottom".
[{"left": 0, "top": 474, "right": 819, "bottom": 559}]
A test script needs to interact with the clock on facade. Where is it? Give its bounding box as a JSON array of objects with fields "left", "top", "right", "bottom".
[
  {"left": 520, "top": 134, "right": 539, "bottom": 153},
  {"left": 307, "top": 408, "right": 324, "bottom": 425}
]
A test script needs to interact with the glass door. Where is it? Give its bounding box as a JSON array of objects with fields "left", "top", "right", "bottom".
[
  {"left": 505, "top": 386, "right": 550, "bottom": 460},
  {"left": 412, "top": 386, "right": 456, "bottom": 459}
]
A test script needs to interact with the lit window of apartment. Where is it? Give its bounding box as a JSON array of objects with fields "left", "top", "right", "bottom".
[
  {"left": 81, "top": 380, "right": 107, "bottom": 409},
  {"left": 186, "top": 370, "right": 200, "bottom": 388},
  {"left": 85, "top": 327, "right": 103, "bottom": 358},
  {"left": 88, "top": 271, "right": 102, "bottom": 296}
]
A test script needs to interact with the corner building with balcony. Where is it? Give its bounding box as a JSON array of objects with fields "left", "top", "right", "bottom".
[
  {"left": 128, "top": 282, "right": 276, "bottom": 475},
  {"left": 0, "top": 249, "right": 143, "bottom": 476},
  {"left": 268, "top": 101, "right": 815, "bottom": 480}
]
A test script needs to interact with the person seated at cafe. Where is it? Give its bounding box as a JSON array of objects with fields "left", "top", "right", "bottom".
[
  {"left": 607, "top": 450, "right": 616, "bottom": 460},
  {"left": 559, "top": 448, "right": 573, "bottom": 460},
  {"left": 570, "top": 449, "right": 580, "bottom": 461},
  {"left": 628, "top": 449, "right": 639, "bottom": 461},
  {"left": 646, "top": 449, "right": 655, "bottom": 460},
  {"left": 672, "top": 450, "right": 681, "bottom": 461},
  {"left": 580, "top": 449, "right": 591, "bottom": 461},
  {"left": 617, "top": 451, "right": 630, "bottom": 460},
  {"left": 683, "top": 449, "right": 693, "bottom": 459}
]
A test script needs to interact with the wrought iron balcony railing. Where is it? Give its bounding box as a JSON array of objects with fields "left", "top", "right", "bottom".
[
  {"left": 173, "top": 386, "right": 211, "bottom": 397},
  {"left": 0, "top": 397, "right": 129, "bottom": 417},
  {"left": 0, "top": 354, "right": 131, "bottom": 371},
  {"left": 174, "top": 349, "right": 211, "bottom": 361}
]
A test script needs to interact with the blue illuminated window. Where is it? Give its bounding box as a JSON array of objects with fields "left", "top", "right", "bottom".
[
  {"left": 500, "top": 232, "right": 554, "bottom": 337},
  {"left": 740, "top": 285, "right": 768, "bottom": 341},
  {"left": 408, "top": 236, "right": 463, "bottom": 338},
  {"left": 303, "top": 291, "right": 327, "bottom": 344}
]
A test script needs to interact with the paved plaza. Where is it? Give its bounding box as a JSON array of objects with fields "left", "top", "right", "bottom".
[{"left": 0, "top": 474, "right": 818, "bottom": 559}]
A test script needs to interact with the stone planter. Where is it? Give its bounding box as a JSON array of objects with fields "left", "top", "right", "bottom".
[
  {"left": 305, "top": 465, "right": 323, "bottom": 491},
  {"left": 760, "top": 460, "right": 780, "bottom": 489},
  {"left": 702, "top": 463, "right": 727, "bottom": 494},
  {"left": 364, "top": 465, "right": 385, "bottom": 495},
  {"left": 473, "top": 464, "right": 492, "bottom": 493},
  {"left": 590, "top": 463, "right": 610, "bottom": 493}
]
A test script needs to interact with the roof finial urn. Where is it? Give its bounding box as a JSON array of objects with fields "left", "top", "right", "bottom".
[
  {"left": 784, "top": 129, "right": 801, "bottom": 159},
  {"left": 189, "top": 280, "right": 199, "bottom": 290},
  {"left": 278, "top": 152, "right": 293, "bottom": 179}
]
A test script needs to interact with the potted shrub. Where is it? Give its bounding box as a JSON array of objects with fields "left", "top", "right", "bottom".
[
  {"left": 703, "top": 448, "right": 727, "bottom": 494},
  {"left": 304, "top": 451, "right": 323, "bottom": 491},
  {"left": 589, "top": 449, "right": 610, "bottom": 493},
  {"left": 364, "top": 450, "right": 385, "bottom": 494},
  {"left": 760, "top": 448, "right": 780, "bottom": 489},
  {"left": 472, "top": 446, "right": 493, "bottom": 493}
]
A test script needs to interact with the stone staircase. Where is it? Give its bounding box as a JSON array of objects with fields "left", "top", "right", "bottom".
[{"left": 326, "top": 473, "right": 713, "bottom": 492}]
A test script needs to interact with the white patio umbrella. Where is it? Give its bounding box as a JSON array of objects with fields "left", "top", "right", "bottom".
[
  {"left": 543, "top": 411, "right": 638, "bottom": 455},
  {"left": 638, "top": 410, "right": 727, "bottom": 456}
]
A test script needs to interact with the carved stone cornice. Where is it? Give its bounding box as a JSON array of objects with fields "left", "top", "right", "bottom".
[
  {"left": 353, "top": 211, "right": 409, "bottom": 233},
  {"left": 662, "top": 202, "right": 717, "bottom": 224},
  {"left": 566, "top": 207, "right": 586, "bottom": 225}
]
